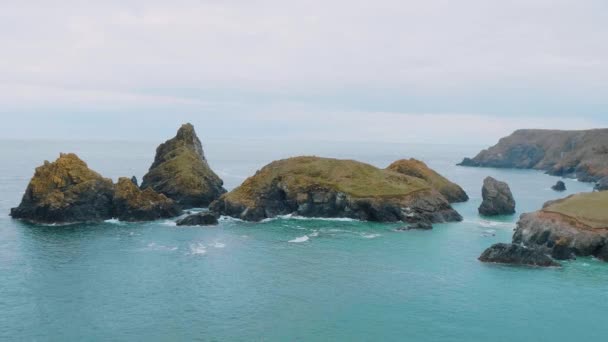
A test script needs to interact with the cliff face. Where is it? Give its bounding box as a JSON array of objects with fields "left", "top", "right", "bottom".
[
  {"left": 509, "top": 191, "right": 608, "bottom": 261},
  {"left": 112, "top": 178, "right": 180, "bottom": 222},
  {"left": 386, "top": 159, "right": 468, "bottom": 203},
  {"left": 10, "top": 153, "right": 115, "bottom": 223},
  {"left": 141, "top": 123, "right": 226, "bottom": 208},
  {"left": 210, "top": 156, "right": 463, "bottom": 224},
  {"left": 459, "top": 129, "right": 608, "bottom": 182}
]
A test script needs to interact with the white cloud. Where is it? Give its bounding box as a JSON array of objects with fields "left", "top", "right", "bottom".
[{"left": 0, "top": 0, "right": 606, "bottom": 140}]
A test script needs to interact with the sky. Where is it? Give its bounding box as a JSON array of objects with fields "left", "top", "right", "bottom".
[{"left": 0, "top": 0, "right": 607, "bottom": 144}]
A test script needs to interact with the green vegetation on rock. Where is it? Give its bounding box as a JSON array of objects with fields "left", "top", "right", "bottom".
[
  {"left": 113, "top": 177, "right": 180, "bottom": 221},
  {"left": 223, "top": 156, "right": 432, "bottom": 206},
  {"left": 10, "top": 153, "right": 115, "bottom": 223},
  {"left": 212, "top": 156, "right": 463, "bottom": 223},
  {"left": 387, "top": 159, "right": 468, "bottom": 202},
  {"left": 141, "top": 123, "right": 226, "bottom": 207},
  {"left": 542, "top": 191, "right": 608, "bottom": 229}
]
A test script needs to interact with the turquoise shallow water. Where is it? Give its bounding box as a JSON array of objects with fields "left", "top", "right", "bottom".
[{"left": 1, "top": 140, "right": 606, "bottom": 341}]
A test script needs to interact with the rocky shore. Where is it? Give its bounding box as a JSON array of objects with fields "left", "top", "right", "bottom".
[
  {"left": 459, "top": 129, "right": 608, "bottom": 182},
  {"left": 479, "top": 191, "right": 608, "bottom": 266},
  {"left": 210, "top": 156, "right": 463, "bottom": 225}
]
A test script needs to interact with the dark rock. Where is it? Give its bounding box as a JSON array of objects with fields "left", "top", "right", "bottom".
[
  {"left": 130, "top": 176, "right": 138, "bottom": 186},
  {"left": 478, "top": 177, "right": 516, "bottom": 216},
  {"left": 596, "top": 244, "right": 608, "bottom": 262},
  {"left": 550, "top": 238, "right": 576, "bottom": 260},
  {"left": 112, "top": 177, "right": 180, "bottom": 222},
  {"left": 176, "top": 212, "right": 219, "bottom": 226},
  {"left": 478, "top": 243, "right": 560, "bottom": 267},
  {"left": 595, "top": 177, "right": 608, "bottom": 191},
  {"left": 10, "top": 153, "right": 115, "bottom": 223},
  {"left": 551, "top": 180, "right": 566, "bottom": 191},
  {"left": 397, "top": 221, "right": 433, "bottom": 230},
  {"left": 459, "top": 129, "right": 608, "bottom": 183},
  {"left": 141, "top": 123, "right": 226, "bottom": 208}
]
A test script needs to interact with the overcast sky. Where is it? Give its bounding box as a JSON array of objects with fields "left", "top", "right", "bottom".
[{"left": 1, "top": 0, "right": 606, "bottom": 143}]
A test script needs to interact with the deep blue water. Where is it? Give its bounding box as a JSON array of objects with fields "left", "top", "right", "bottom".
[{"left": 1, "top": 139, "right": 606, "bottom": 341}]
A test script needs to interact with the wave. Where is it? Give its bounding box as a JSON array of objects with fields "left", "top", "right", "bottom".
[
  {"left": 146, "top": 242, "right": 178, "bottom": 251},
  {"left": 160, "top": 220, "right": 177, "bottom": 227},
  {"left": 360, "top": 233, "right": 381, "bottom": 239},
  {"left": 212, "top": 242, "right": 226, "bottom": 248},
  {"left": 476, "top": 219, "right": 515, "bottom": 229},
  {"left": 104, "top": 218, "right": 123, "bottom": 225},
  {"left": 263, "top": 214, "right": 358, "bottom": 222},
  {"left": 189, "top": 243, "right": 207, "bottom": 255},
  {"left": 218, "top": 216, "right": 245, "bottom": 223},
  {"left": 288, "top": 235, "right": 310, "bottom": 243}
]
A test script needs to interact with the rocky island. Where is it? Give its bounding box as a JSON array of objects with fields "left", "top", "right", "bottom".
[
  {"left": 480, "top": 190, "right": 608, "bottom": 266},
  {"left": 210, "top": 156, "right": 464, "bottom": 225},
  {"left": 459, "top": 129, "right": 608, "bottom": 182},
  {"left": 10, "top": 123, "right": 228, "bottom": 224},
  {"left": 10, "top": 154, "right": 180, "bottom": 223},
  {"left": 478, "top": 177, "right": 515, "bottom": 216},
  {"left": 141, "top": 123, "right": 226, "bottom": 208}
]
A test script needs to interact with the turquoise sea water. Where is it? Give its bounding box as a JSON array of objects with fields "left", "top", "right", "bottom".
[{"left": 1, "top": 139, "right": 606, "bottom": 341}]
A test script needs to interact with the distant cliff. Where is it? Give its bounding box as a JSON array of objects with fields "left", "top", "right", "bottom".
[{"left": 459, "top": 129, "right": 608, "bottom": 182}]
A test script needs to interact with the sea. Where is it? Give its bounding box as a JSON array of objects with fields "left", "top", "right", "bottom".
[{"left": 0, "top": 139, "right": 606, "bottom": 341}]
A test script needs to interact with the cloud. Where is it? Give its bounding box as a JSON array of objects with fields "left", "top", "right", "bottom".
[{"left": 0, "top": 0, "right": 606, "bottom": 139}]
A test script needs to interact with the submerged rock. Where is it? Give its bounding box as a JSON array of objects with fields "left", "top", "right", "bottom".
[
  {"left": 478, "top": 177, "right": 516, "bottom": 216},
  {"left": 478, "top": 243, "right": 560, "bottom": 267},
  {"left": 112, "top": 177, "right": 180, "bottom": 222},
  {"left": 397, "top": 221, "right": 433, "bottom": 231},
  {"left": 210, "top": 156, "right": 462, "bottom": 224},
  {"left": 458, "top": 129, "right": 608, "bottom": 183},
  {"left": 386, "top": 159, "right": 468, "bottom": 202},
  {"left": 10, "top": 153, "right": 115, "bottom": 223},
  {"left": 141, "top": 123, "right": 226, "bottom": 208},
  {"left": 176, "top": 212, "right": 219, "bottom": 226},
  {"left": 551, "top": 180, "right": 566, "bottom": 191}
]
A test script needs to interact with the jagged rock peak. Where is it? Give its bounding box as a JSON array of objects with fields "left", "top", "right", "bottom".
[{"left": 141, "top": 123, "right": 226, "bottom": 208}]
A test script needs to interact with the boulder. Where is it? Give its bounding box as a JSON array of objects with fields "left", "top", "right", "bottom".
[
  {"left": 551, "top": 180, "right": 566, "bottom": 191},
  {"left": 130, "top": 176, "right": 138, "bottom": 186},
  {"left": 10, "top": 153, "right": 115, "bottom": 223},
  {"left": 141, "top": 123, "right": 226, "bottom": 208},
  {"left": 478, "top": 177, "right": 516, "bottom": 216},
  {"left": 210, "top": 156, "right": 462, "bottom": 224},
  {"left": 112, "top": 177, "right": 180, "bottom": 222},
  {"left": 595, "top": 177, "right": 608, "bottom": 191},
  {"left": 478, "top": 243, "right": 560, "bottom": 267},
  {"left": 176, "top": 212, "right": 219, "bottom": 226},
  {"left": 386, "top": 159, "right": 468, "bottom": 202}
]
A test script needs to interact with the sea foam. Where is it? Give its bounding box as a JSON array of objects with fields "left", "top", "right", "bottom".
[
  {"left": 289, "top": 235, "right": 310, "bottom": 243},
  {"left": 189, "top": 243, "right": 207, "bottom": 255}
]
